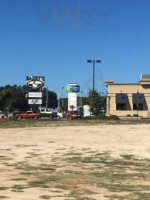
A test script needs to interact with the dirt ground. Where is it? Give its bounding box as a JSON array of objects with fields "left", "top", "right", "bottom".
[{"left": 1, "top": 124, "right": 150, "bottom": 200}]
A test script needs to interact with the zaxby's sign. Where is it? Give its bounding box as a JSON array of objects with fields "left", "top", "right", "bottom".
[
  {"left": 26, "top": 76, "right": 45, "bottom": 90},
  {"left": 26, "top": 76, "right": 45, "bottom": 106}
]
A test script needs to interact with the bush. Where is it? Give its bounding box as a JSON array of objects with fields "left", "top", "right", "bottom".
[
  {"left": 133, "top": 114, "right": 139, "bottom": 117},
  {"left": 106, "top": 115, "right": 119, "bottom": 120},
  {"left": 83, "top": 114, "right": 119, "bottom": 120}
]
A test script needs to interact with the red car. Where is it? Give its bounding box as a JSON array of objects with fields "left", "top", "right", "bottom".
[
  {"left": 66, "top": 111, "right": 82, "bottom": 120},
  {"left": 16, "top": 111, "right": 41, "bottom": 120}
]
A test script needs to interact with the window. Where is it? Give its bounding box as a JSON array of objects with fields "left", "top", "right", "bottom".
[
  {"left": 116, "top": 94, "right": 128, "bottom": 110},
  {"left": 116, "top": 103, "right": 126, "bottom": 110},
  {"left": 27, "top": 111, "right": 32, "bottom": 114},
  {"left": 132, "top": 93, "right": 144, "bottom": 110},
  {"left": 133, "top": 103, "right": 143, "bottom": 110}
]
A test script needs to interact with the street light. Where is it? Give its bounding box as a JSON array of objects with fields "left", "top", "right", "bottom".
[
  {"left": 87, "top": 59, "right": 101, "bottom": 91},
  {"left": 80, "top": 91, "right": 83, "bottom": 108},
  {"left": 62, "top": 87, "right": 64, "bottom": 110}
]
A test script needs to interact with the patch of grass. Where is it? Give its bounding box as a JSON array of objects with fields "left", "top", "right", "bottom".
[
  {"left": 69, "top": 189, "right": 96, "bottom": 198},
  {"left": 0, "top": 155, "right": 13, "bottom": 161},
  {"left": 2, "top": 118, "right": 150, "bottom": 129},
  {"left": 105, "top": 192, "right": 150, "bottom": 200},
  {"left": 7, "top": 150, "right": 150, "bottom": 199},
  {"left": 48, "top": 141, "right": 55, "bottom": 144},
  {"left": 98, "top": 182, "right": 150, "bottom": 192},
  {"left": 11, "top": 178, "right": 27, "bottom": 181},
  {"left": 11, "top": 184, "right": 28, "bottom": 192},
  {"left": 0, "top": 196, "right": 9, "bottom": 199},
  {"left": 39, "top": 195, "right": 51, "bottom": 199},
  {"left": 76, "top": 198, "right": 95, "bottom": 200},
  {"left": 120, "top": 154, "right": 136, "bottom": 160},
  {"left": 28, "top": 175, "right": 59, "bottom": 188},
  {"left": 64, "top": 152, "right": 83, "bottom": 156},
  {"left": 0, "top": 187, "right": 8, "bottom": 190}
]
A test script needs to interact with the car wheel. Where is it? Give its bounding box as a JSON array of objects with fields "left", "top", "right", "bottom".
[
  {"left": 33, "top": 116, "right": 38, "bottom": 120},
  {"left": 17, "top": 116, "right": 22, "bottom": 120}
]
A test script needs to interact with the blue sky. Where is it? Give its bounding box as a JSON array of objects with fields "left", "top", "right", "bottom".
[{"left": 1, "top": 0, "right": 150, "bottom": 97}]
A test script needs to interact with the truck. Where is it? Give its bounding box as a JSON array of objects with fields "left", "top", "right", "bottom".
[
  {"left": 16, "top": 111, "right": 41, "bottom": 120},
  {"left": 38, "top": 107, "right": 63, "bottom": 119}
]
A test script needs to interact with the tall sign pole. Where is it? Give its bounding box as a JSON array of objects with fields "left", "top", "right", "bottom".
[
  {"left": 66, "top": 83, "right": 80, "bottom": 111},
  {"left": 26, "top": 76, "right": 45, "bottom": 112},
  {"left": 46, "top": 87, "right": 48, "bottom": 109}
]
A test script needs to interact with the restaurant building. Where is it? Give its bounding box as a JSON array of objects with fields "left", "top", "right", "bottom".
[{"left": 105, "top": 74, "right": 150, "bottom": 118}]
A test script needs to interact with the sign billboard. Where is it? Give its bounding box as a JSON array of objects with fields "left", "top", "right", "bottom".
[
  {"left": 26, "top": 76, "right": 45, "bottom": 81},
  {"left": 28, "top": 92, "right": 42, "bottom": 98},
  {"left": 68, "top": 93, "right": 77, "bottom": 111},
  {"left": 26, "top": 76, "right": 45, "bottom": 90},
  {"left": 66, "top": 83, "right": 80, "bottom": 93},
  {"left": 28, "top": 99, "right": 42, "bottom": 105}
]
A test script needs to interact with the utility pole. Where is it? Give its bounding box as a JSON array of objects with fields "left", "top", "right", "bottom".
[
  {"left": 87, "top": 59, "right": 101, "bottom": 115},
  {"left": 137, "top": 91, "right": 139, "bottom": 117},
  {"left": 62, "top": 87, "right": 64, "bottom": 111},
  {"left": 80, "top": 91, "right": 83, "bottom": 108},
  {"left": 46, "top": 87, "right": 48, "bottom": 109}
]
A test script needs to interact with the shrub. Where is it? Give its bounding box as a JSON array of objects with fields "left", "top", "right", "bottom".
[
  {"left": 133, "top": 114, "right": 139, "bottom": 117},
  {"left": 83, "top": 114, "right": 119, "bottom": 120}
]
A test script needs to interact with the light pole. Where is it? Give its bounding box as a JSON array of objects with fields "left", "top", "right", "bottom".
[
  {"left": 80, "top": 91, "right": 83, "bottom": 108},
  {"left": 87, "top": 59, "right": 101, "bottom": 91},
  {"left": 137, "top": 91, "right": 139, "bottom": 117},
  {"left": 62, "top": 87, "right": 64, "bottom": 111},
  {"left": 46, "top": 87, "right": 48, "bottom": 109}
]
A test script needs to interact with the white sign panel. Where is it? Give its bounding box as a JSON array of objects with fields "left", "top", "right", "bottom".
[
  {"left": 28, "top": 92, "right": 42, "bottom": 98},
  {"left": 68, "top": 93, "right": 77, "bottom": 111},
  {"left": 28, "top": 99, "right": 42, "bottom": 105},
  {"left": 83, "top": 105, "right": 91, "bottom": 117}
]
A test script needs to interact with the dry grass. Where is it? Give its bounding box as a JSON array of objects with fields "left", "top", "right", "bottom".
[
  {"left": 1, "top": 124, "right": 150, "bottom": 199},
  {"left": 0, "top": 118, "right": 150, "bottom": 129}
]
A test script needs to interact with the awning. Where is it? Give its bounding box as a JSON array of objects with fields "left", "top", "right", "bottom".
[
  {"left": 132, "top": 93, "right": 144, "bottom": 104},
  {"left": 116, "top": 94, "right": 128, "bottom": 104}
]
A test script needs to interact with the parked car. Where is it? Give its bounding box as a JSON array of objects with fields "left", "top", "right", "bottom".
[
  {"left": 38, "top": 107, "right": 54, "bottom": 118},
  {"left": 66, "top": 111, "right": 82, "bottom": 120},
  {"left": 16, "top": 111, "right": 41, "bottom": 120},
  {"left": 57, "top": 112, "right": 63, "bottom": 119},
  {"left": 0, "top": 111, "right": 5, "bottom": 119}
]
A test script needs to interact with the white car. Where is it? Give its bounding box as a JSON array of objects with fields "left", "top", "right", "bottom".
[{"left": 57, "top": 112, "right": 63, "bottom": 119}]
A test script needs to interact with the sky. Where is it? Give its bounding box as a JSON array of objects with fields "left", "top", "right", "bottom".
[{"left": 1, "top": 0, "right": 150, "bottom": 97}]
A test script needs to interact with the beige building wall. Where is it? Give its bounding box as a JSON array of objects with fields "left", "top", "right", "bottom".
[{"left": 106, "top": 83, "right": 150, "bottom": 117}]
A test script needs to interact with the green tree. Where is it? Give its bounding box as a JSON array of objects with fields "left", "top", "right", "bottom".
[
  {"left": 42, "top": 88, "right": 58, "bottom": 109},
  {"left": 0, "top": 89, "right": 13, "bottom": 116},
  {"left": 70, "top": 105, "right": 75, "bottom": 111},
  {"left": 0, "top": 85, "right": 29, "bottom": 115},
  {"left": 88, "top": 90, "right": 106, "bottom": 116}
]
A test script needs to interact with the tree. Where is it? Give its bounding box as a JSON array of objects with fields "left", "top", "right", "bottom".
[
  {"left": 0, "top": 85, "right": 29, "bottom": 115},
  {"left": 70, "top": 105, "right": 75, "bottom": 112},
  {"left": 42, "top": 88, "right": 58, "bottom": 109},
  {"left": 0, "top": 85, "right": 58, "bottom": 114},
  {"left": 0, "top": 89, "right": 13, "bottom": 116},
  {"left": 88, "top": 90, "right": 106, "bottom": 116}
]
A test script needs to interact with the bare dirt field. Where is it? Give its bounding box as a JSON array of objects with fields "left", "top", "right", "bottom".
[{"left": 1, "top": 123, "right": 150, "bottom": 200}]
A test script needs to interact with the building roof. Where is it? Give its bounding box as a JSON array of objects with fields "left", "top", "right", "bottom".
[
  {"left": 140, "top": 74, "right": 150, "bottom": 85},
  {"left": 105, "top": 74, "right": 150, "bottom": 86}
]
